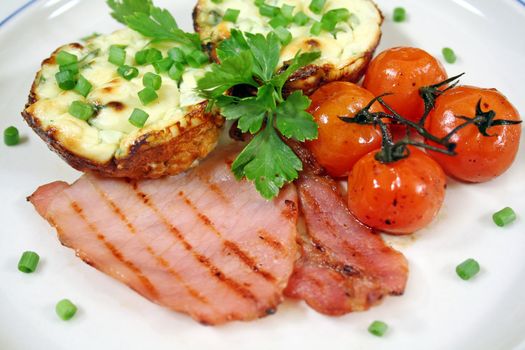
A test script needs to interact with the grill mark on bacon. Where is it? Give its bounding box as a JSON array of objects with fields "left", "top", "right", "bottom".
[
  {"left": 257, "top": 229, "right": 287, "bottom": 255},
  {"left": 177, "top": 190, "right": 278, "bottom": 284},
  {"left": 131, "top": 184, "right": 258, "bottom": 303},
  {"left": 88, "top": 181, "right": 210, "bottom": 305},
  {"left": 69, "top": 201, "right": 159, "bottom": 299}
]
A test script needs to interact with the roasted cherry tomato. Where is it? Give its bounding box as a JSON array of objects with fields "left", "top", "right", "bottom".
[
  {"left": 425, "top": 86, "right": 522, "bottom": 183},
  {"left": 363, "top": 47, "right": 447, "bottom": 123},
  {"left": 347, "top": 148, "right": 446, "bottom": 235},
  {"left": 305, "top": 82, "right": 383, "bottom": 177}
]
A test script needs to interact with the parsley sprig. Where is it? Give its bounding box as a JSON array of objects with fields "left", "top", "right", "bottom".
[
  {"left": 107, "top": 0, "right": 201, "bottom": 51},
  {"left": 198, "top": 30, "right": 321, "bottom": 199}
]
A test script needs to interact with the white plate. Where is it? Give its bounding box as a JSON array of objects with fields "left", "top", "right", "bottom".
[{"left": 0, "top": 0, "right": 524, "bottom": 349}]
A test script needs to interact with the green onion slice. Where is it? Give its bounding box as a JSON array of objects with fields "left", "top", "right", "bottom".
[
  {"left": 55, "top": 70, "right": 77, "bottom": 91},
  {"left": 129, "top": 108, "right": 150, "bottom": 128},
  {"left": 274, "top": 27, "right": 293, "bottom": 46},
  {"left": 310, "top": 21, "right": 322, "bottom": 35},
  {"left": 281, "top": 4, "right": 295, "bottom": 20},
  {"left": 59, "top": 62, "right": 79, "bottom": 75},
  {"left": 153, "top": 57, "right": 174, "bottom": 73},
  {"left": 368, "top": 320, "right": 388, "bottom": 337},
  {"left": 168, "top": 47, "right": 186, "bottom": 64},
  {"left": 168, "top": 62, "right": 185, "bottom": 82},
  {"left": 393, "top": 7, "right": 406, "bottom": 22},
  {"left": 309, "top": 0, "right": 326, "bottom": 14},
  {"left": 4, "top": 126, "right": 20, "bottom": 146},
  {"left": 56, "top": 51, "right": 78, "bottom": 66},
  {"left": 145, "top": 48, "right": 163, "bottom": 64},
  {"left": 55, "top": 299, "right": 77, "bottom": 321},
  {"left": 18, "top": 251, "right": 40, "bottom": 273},
  {"left": 456, "top": 258, "right": 480, "bottom": 280},
  {"left": 223, "top": 8, "right": 240, "bottom": 23},
  {"left": 442, "top": 47, "right": 457, "bottom": 64},
  {"left": 74, "top": 75, "right": 93, "bottom": 97},
  {"left": 493, "top": 207, "right": 517, "bottom": 227},
  {"left": 186, "top": 50, "right": 209, "bottom": 68},
  {"left": 117, "top": 65, "right": 139, "bottom": 80},
  {"left": 259, "top": 4, "right": 280, "bottom": 17},
  {"left": 321, "top": 8, "right": 350, "bottom": 32},
  {"left": 294, "top": 11, "right": 310, "bottom": 26},
  {"left": 108, "top": 45, "right": 126, "bottom": 66},
  {"left": 143, "top": 72, "right": 162, "bottom": 90},
  {"left": 138, "top": 87, "right": 158, "bottom": 106},
  {"left": 69, "top": 101, "right": 94, "bottom": 121}
]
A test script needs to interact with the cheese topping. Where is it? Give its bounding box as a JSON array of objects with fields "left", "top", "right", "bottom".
[
  {"left": 28, "top": 28, "right": 206, "bottom": 164},
  {"left": 197, "top": 0, "right": 382, "bottom": 67}
]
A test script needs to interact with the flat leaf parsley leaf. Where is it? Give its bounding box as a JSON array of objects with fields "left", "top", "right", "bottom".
[
  {"left": 197, "top": 30, "right": 321, "bottom": 199},
  {"left": 107, "top": 0, "right": 201, "bottom": 50}
]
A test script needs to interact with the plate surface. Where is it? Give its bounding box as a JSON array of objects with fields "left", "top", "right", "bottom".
[{"left": 0, "top": 1, "right": 524, "bottom": 349}]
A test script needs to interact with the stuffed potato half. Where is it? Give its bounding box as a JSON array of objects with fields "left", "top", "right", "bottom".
[
  {"left": 193, "top": 0, "right": 383, "bottom": 94},
  {"left": 23, "top": 28, "right": 223, "bottom": 179}
]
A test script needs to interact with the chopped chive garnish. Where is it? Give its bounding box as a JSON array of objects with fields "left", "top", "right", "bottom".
[
  {"left": 393, "top": 7, "right": 406, "bottom": 22},
  {"left": 138, "top": 87, "right": 158, "bottom": 105},
  {"left": 80, "top": 32, "right": 101, "bottom": 42},
  {"left": 368, "top": 321, "right": 388, "bottom": 337},
  {"left": 56, "top": 51, "right": 78, "bottom": 66},
  {"left": 186, "top": 50, "right": 209, "bottom": 68},
  {"left": 108, "top": 45, "right": 126, "bottom": 66},
  {"left": 168, "top": 47, "right": 186, "bottom": 64},
  {"left": 456, "top": 258, "right": 480, "bottom": 280},
  {"left": 129, "top": 108, "right": 149, "bottom": 128},
  {"left": 223, "top": 8, "right": 240, "bottom": 23},
  {"left": 145, "top": 48, "right": 162, "bottom": 64},
  {"left": 310, "top": 21, "right": 322, "bottom": 35},
  {"left": 274, "top": 27, "right": 293, "bottom": 46},
  {"left": 281, "top": 4, "right": 295, "bottom": 20},
  {"left": 4, "top": 126, "right": 20, "bottom": 146},
  {"left": 321, "top": 8, "right": 350, "bottom": 32},
  {"left": 74, "top": 75, "right": 92, "bottom": 97},
  {"left": 143, "top": 72, "right": 162, "bottom": 90},
  {"left": 69, "top": 101, "right": 94, "bottom": 121},
  {"left": 168, "top": 62, "right": 185, "bottom": 82},
  {"left": 493, "top": 207, "right": 517, "bottom": 227},
  {"left": 294, "top": 11, "right": 310, "bottom": 26},
  {"left": 153, "top": 57, "right": 174, "bottom": 73},
  {"left": 135, "top": 49, "right": 149, "bottom": 65},
  {"left": 59, "top": 62, "right": 79, "bottom": 75},
  {"left": 55, "top": 70, "right": 77, "bottom": 90},
  {"left": 211, "top": 0, "right": 223, "bottom": 3},
  {"left": 55, "top": 299, "right": 77, "bottom": 321},
  {"left": 259, "top": 4, "right": 280, "bottom": 17},
  {"left": 18, "top": 251, "right": 40, "bottom": 273},
  {"left": 117, "top": 65, "right": 139, "bottom": 80},
  {"left": 442, "top": 47, "right": 457, "bottom": 64},
  {"left": 269, "top": 14, "right": 290, "bottom": 29},
  {"left": 309, "top": 0, "right": 326, "bottom": 14}
]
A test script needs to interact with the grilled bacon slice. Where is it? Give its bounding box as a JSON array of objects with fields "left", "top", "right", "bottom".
[
  {"left": 29, "top": 147, "right": 298, "bottom": 325},
  {"left": 285, "top": 172, "right": 408, "bottom": 315}
]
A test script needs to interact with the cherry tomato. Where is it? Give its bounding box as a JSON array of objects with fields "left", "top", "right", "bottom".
[
  {"left": 305, "top": 82, "right": 383, "bottom": 178},
  {"left": 425, "top": 86, "right": 522, "bottom": 183},
  {"left": 347, "top": 148, "right": 446, "bottom": 235},
  {"left": 363, "top": 47, "right": 447, "bottom": 123}
]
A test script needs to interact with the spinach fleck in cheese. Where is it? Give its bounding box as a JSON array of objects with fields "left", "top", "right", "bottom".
[{"left": 27, "top": 28, "right": 206, "bottom": 164}]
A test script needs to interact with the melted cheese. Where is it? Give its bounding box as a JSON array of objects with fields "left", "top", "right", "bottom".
[
  {"left": 198, "top": 0, "right": 381, "bottom": 67},
  {"left": 29, "top": 28, "right": 206, "bottom": 164}
]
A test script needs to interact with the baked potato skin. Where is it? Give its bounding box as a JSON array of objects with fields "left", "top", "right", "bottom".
[
  {"left": 193, "top": 0, "right": 383, "bottom": 95},
  {"left": 22, "top": 42, "right": 224, "bottom": 179}
]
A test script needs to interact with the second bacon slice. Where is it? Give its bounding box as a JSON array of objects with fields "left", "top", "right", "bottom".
[
  {"left": 285, "top": 172, "right": 409, "bottom": 315},
  {"left": 29, "top": 147, "right": 298, "bottom": 325}
]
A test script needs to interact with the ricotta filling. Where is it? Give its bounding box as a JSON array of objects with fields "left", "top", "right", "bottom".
[
  {"left": 30, "top": 28, "right": 206, "bottom": 164},
  {"left": 199, "top": 0, "right": 382, "bottom": 67}
]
